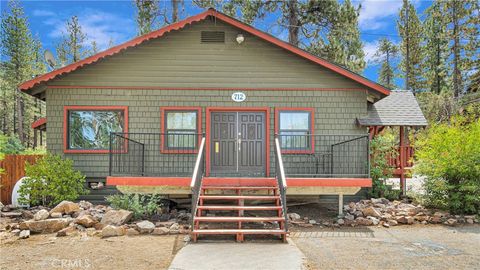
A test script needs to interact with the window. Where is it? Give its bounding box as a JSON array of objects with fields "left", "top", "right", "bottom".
[
  {"left": 275, "top": 108, "right": 314, "bottom": 153},
  {"left": 64, "top": 106, "right": 128, "bottom": 153},
  {"left": 161, "top": 107, "right": 201, "bottom": 152}
]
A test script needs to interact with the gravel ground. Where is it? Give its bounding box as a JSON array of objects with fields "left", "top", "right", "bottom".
[
  {"left": 0, "top": 233, "right": 184, "bottom": 270},
  {"left": 292, "top": 224, "right": 480, "bottom": 270}
]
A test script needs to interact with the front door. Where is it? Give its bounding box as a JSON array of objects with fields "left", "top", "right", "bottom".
[{"left": 210, "top": 111, "right": 266, "bottom": 176}]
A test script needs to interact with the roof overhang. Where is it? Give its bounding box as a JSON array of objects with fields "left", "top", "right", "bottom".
[{"left": 20, "top": 8, "right": 390, "bottom": 98}]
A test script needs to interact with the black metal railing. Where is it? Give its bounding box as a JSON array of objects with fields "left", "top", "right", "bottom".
[
  {"left": 109, "top": 133, "right": 203, "bottom": 177},
  {"left": 274, "top": 137, "right": 288, "bottom": 232},
  {"left": 190, "top": 137, "right": 206, "bottom": 228},
  {"left": 277, "top": 134, "right": 369, "bottom": 178}
]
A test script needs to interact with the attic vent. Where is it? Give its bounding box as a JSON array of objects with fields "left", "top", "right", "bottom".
[{"left": 201, "top": 31, "right": 225, "bottom": 43}]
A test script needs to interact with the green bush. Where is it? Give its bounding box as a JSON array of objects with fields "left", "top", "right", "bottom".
[
  {"left": 0, "top": 134, "right": 25, "bottom": 154},
  {"left": 415, "top": 116, "right": 480, "bottom": 214},
  {"left": 19, "top": 154, "right": 88, "bottom": 206},
  {"left": 106, "top": 193, "right": 164, "bottom": 220},
  {"left": 369, "top": 132, "right": 401, "bottom": 200}
]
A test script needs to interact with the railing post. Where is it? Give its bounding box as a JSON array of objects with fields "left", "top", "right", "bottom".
[
  {"left": 109, "top": 133, "right": 113, "bottom": 176},
  {"left": 141, "top": 143, "right": 145, "bottom": 176},
  {"left": 367, "top": 136, "right": 370, "bottom": 178}
]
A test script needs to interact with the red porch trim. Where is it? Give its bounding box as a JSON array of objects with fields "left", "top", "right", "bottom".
[
  {"left": 160, "top": 106, "right": 202, "bottom": 154},
  {"left": 205, "top": 107, "right": 270, "bottom": 177},
  {"left": 31, "top": 117, "right": 47, "bottom": 130},
  {"left": 274, "top": 107, "right": 315, "bottom": 154},
  {"left": 63, "top": 106, "right": 129, "bottom": 154},
  {"left": 106, "top": 176, "right": 190, "bottom": 186},
  {"left": 106, "top": 176, "right": 371, "bottom": 187}
]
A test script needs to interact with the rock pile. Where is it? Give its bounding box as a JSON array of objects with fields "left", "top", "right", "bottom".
[
  {"left": 287, "top": 198, "right": 479, "bottom": 228},
  {"left": 0, "top": 200, "right": 190, "bottom": 240}
]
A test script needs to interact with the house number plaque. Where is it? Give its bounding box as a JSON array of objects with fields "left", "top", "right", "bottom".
[{"left": 231, "top": 92, "right": 246, "bottom": 102}]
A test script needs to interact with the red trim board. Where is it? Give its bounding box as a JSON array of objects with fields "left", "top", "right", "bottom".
[
  {"left": 274, "top": 107, "right": 315, "bottom": 154},
  {"left": 19, "top": 9, "right": 390, "bottom": 96},
  {"left": 106, "top": 176, "right": 372, "bottom": 188},
  {"left": 205, "top": 107, "right": 270, "bottom": 177},
  {"left": 31, "top": 117, "right": 47, "bottom": 129},
  {"left": 63, "top": 106, "right": 128, "bottom": 154},
  {"left": 160, "top": 106, "right": 202, "bottom": 154}
]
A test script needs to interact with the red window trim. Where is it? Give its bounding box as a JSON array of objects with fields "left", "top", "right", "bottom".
[
  {"left": 205, "top": 107, "right": 270, "bottom": 177},
  {"left": 274, "top": 107, "right": 315, "bottom": 154},
  {"left": 160, "top": 107, "right": 202, "bottom": 154},
  {"left": 63, "top": 106, "right": 129, "bottom": 154}
]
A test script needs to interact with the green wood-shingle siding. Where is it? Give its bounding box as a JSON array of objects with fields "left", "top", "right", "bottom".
[
  {"left": 47, "top": 89, "right": 366, "bottom": 178},
  {"left": 45, "top": 18, "right": 369, "bottom": 178},
  {"left": 49, "top": 19, "right": 365, "bottom": 89}
]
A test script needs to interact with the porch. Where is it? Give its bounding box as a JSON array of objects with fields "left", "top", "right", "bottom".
[{"left": 106, "top": 132, "right": 371, "bottom": 188}]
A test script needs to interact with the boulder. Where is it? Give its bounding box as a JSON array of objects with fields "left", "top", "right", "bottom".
[
  {"left": 344, "top": 214, "right": 355, "bottom": 221},
  {"left": 362, "top": 207, "right": 381, "bottom": 218},
  {"left": 126, "top": 228, "right": 140, "bottom": 236},
  {"left": 18, "top": 230, "right": 30, "bottom": 239},
  {"left": 75, "top": 215, "right": 97, "bottom": 228},
  {"left": 34, "top": 209, "right": 50, "bottom": 221},
  {"left": 367, "top": 216, "right": 380, "bottom": 226},
  {"left": 100, "top": 210, "right": 133, "bottom": 226},
  {"left": 50, "top": 201, "right": 80, "bottom": 215},
  {"left": 169, "top": 223, "right": 180, "bottom": 233},
  {"left": 56, "top": 226, "right": 77, "bottom": 237},
  {"left": 136, "top": 220, "right": 155, "bottom": 234},
  {"left": 355, "top": 217, "right": 373, "bottom": 226},
  {"left": 337, "top": 219, "right": 345, "bottom": 225},
  {"left": 0, "top": 212, "right": 23, "bottom": 218},
  {"left": 19, "top": 218, "right": 71, "bottom": 233},
  {"left": 387, "top": 219, "right": 398, "bottom": 226},
  {"left": 50, "top": 212, "right": 63, "bottom": 218},
  {"left": 396, "top": 216, "right": 409, "bottom": 224},
  {"left": 152, "top": 227, "right": 170, "bottom": 235},
  {"left": 78, "top": 200, "right": 93, "bottom": 210},
  {"left": 287, "top": 213, "right": 301, "bottom": 221},
  {"left": 101, "top": 225, "right": 125, "bottom": 238},
  {"left": 445, "top": 218, "right": 457, "bottom": 226}
]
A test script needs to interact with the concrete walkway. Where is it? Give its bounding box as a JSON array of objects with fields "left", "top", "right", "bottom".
[{"left": 168, "top": 240, "right": 306, "bottom": 270}]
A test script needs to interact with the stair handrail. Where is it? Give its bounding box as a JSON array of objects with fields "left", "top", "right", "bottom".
[
  {"left": 190, "top": 135, "right": 206, "bottom": 229},
  {"left": 274, "top": 135, "right": 288, "bottom": 232}
]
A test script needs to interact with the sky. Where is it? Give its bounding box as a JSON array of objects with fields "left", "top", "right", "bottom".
[{"left": 0, "top": 0, "right": 434, "bottom": 88}]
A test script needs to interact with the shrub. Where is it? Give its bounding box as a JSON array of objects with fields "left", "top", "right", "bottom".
[
  {"left": 369, "top": 132, "right": 401, "bottom": 200},
  {"left": 415, "top": 116, "right": 480, "bottom": 214},
  {"left": 106, "top": 193, "right": 164, "bottom": 220},
  {"left": 0, "top": 134, "right": 25, "bottom": 154},
  {"left": 19, "top": 154, "right": 88, "bottom": 206}
]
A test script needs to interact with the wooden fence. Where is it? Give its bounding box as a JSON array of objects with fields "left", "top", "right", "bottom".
[{"left": 0, "top": 154, "right": 43, "bottom": 205}]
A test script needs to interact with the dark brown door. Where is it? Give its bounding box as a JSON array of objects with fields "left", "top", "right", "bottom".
[{"left": 210, "top": 111, "right": 266, "bottom": 176}]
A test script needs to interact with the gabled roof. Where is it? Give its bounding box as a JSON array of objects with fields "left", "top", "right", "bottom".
[
  {"left": 357, "top": 90, "right": 427, "bottom": 127},
  {"left": 19, "top": 9, "right": 390, "bottom": 96}
]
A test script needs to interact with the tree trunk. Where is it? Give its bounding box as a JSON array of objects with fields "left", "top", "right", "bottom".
[
  {"left": 172, "top": 0, "right": 179, "bottom": 23},
  {"left": 405, "top": 1, "right": 410, "bottom": 92},
  {"left": 452, "top": 0, "right": 461, "bottom": 97},
  {"left": 16, "top": 89, "right": 24, "bottom": 143},
  {"left": 287, "top": 0, "right": 299, "bottom": 46}
]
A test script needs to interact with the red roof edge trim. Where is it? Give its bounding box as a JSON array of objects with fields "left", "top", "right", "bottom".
[
  {"left": 19, "top": 9, "right": 214, "bottom": 91},
  {"left": 31, "top": 117, "right": 47, "bottom": 129},
  {"left": 20, "top": 8, "right": 389, "bottom": 96}
]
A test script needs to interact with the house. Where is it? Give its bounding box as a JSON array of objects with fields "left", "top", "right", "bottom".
[{"left": 21, "top": 9, "right": 426, "bottom": 241}]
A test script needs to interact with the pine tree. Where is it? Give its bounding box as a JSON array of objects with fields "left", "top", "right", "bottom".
[
  {"left": 315, "top": 0, "right": 365, "bottom": 73},
  {"left": 442, "top": 0, "right": 479, "bottom": 97},
  {"left": 397, "top": 0, "right": 424, "bottom": 93},
  {"left": 373, "top": 38, "right": 399, "bottom": 89},
  {"left": 55, "top": 16, "right": 89, "bottom": 66},
  {"left": 423, "top": 0, "right": 450, "bottom": 94},
  {"left": 0, "top": 0, "right": 36, "bottom": 143},
  {"left": 91, "top": 41, "right": 99, "bottom": 55},
  {"left": 134, "top": 0, "right": 159, "bottom": 35}
]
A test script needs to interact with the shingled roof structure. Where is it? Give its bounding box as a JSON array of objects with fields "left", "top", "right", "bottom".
[{"left": 357, "top": 90, "right": 427, "bottom": 127}]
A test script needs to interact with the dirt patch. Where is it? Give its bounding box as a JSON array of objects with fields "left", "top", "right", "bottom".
[{"left": 0, "top": 233, "right": 184, "bottom": 270}]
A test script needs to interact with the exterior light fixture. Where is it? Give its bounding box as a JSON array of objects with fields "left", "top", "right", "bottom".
[{"left": 236, "top": 34, "right": 245, "bottom": 44}]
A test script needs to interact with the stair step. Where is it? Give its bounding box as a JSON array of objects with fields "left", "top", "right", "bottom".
[
  {"left": 199, "top": 195, "right": 279, "bottom": 200},
  {"left": 192, "top": 229, "right": 286, "bottom": 235},
  {"left": 194, "top": 216, "right": 285, "bottom": 222},
  {"left": 197, "top": 205, "right": 282, "bottom": 211},
  {"left": 202, "top": 186, "right": 277, "bottom": 190}
]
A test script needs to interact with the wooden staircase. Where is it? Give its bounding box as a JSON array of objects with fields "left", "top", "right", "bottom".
[{"left": 191, "top": 178, "right": 288, "bottom": 242}]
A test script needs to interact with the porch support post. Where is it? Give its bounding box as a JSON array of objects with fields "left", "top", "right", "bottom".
[
  {"left": 399, "top": 126, "right": 406, "bottom": 196},
  {"left": 338, "top": 193, "right": 344, "bottom": 218}
]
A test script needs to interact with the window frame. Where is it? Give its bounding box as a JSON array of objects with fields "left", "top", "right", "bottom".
[
  {"left": 160, "top": 107, "right": 202, "bottom": 153},
  {"left": 274, "top": 107, "right": 315, "bottom": 154},
  {"left": 63, "top": 106, "right": 129, "bottom": 154}
]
